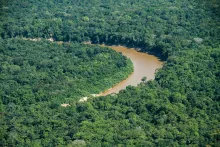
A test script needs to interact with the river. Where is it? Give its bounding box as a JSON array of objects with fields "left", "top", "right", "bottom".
[
  {"left": 22, "top": 38, "right": 163, "bottom": 99},
  {"left": 98, "top": 45, "right": 163, "bottom": 96}
]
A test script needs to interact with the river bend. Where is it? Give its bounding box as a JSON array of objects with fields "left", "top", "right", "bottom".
[{"left": 99, "top": 45, "right": 163, "bottom": 96}]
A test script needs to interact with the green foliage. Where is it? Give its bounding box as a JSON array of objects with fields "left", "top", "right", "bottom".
[
  {"left": 75, "top": 47, "right": 220, "bottom": 146},
  {"left": 0, "top": 0, "right": 219, "bottom": 146},
  {"left": 0, "top": 0, "right": 219, "bottom": 58},
  {"left": 0, "top": 38, "right": 133, "bottom": 105}
]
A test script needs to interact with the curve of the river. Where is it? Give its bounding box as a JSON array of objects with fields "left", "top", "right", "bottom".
[
  {"left": 22, "top": 38, "right": 163, "bottom": 99},
  {"left": 98, "top": 45, "right": 163, "bottom": 96}
]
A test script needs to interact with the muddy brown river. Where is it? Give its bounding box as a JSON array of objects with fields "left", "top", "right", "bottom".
[
  {"left": 22, "top": 38, "right": 163, "bottom": 100},
  {"left": 99, "top": 45, "right": 163, "bottom": 96}
]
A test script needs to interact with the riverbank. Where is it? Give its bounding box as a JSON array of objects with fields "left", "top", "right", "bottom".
[
  {"left": 96, "top": 45, "right": 163, "bottom": 96},
  {"left": 21, "top": 38, "right": 163, "bottom": 100}
]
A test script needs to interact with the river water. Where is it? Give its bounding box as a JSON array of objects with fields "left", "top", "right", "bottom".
[
  {"left": 99, "top": 45, "right": 163, "bottom": 96},
  {"left": 22, "top": 38, "right": 163, "bottom": 100}
]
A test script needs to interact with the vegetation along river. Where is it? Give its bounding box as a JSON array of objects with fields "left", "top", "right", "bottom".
[
  {"left": 23, "top": 39, "right": 163, "bottom": 98},
  {"left": 98, "top": 45, "right": 163, "bottom": 96}
]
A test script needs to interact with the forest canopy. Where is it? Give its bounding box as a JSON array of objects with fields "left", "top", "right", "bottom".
[
  {"left": 0, "top": 0, "right": 219, "bottom": 146},
  {"left": 0, "top": 38, "right": 133, "bottom": 105},
  {"left": 0, "top": 0, "right": 219, "bottom": 58}
]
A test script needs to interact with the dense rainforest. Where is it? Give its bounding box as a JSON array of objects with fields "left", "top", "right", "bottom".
[
  {"left": 0, "top": 0, "right": 219, "bottom": 146},
  {"left": 0, "top": 38, "right": 133, "bottom": 105},
  {"left": 0, "top": 0, "right": 219, "bottom": 58}
]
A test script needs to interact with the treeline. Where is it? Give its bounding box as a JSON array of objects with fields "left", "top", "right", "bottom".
[
  {"left": 75, "top": 47, "right": 220, "bottom": 146},
  {"left": 0, "top": 0, "right": 219, "bottom": 58},
  {"left": 0, "top": 38, "right": 133, "bottom": 106},
  {"left": 0, "top": 0, "right": 219, "bottom": 146},
  {"left": 1, "top": 45, "right": 219, "bottom": 146}
]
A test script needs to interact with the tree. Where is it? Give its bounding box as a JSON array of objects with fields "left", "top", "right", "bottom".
[{"left": 141, "top": 76, "right": 147, "bottom": 83}]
